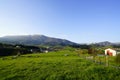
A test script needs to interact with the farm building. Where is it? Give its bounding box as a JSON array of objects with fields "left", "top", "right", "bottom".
[{"left": 105, "top": 48, "right": 117, "bottom": 56}]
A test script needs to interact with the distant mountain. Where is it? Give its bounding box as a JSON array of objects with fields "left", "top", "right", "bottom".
[
  {"left": 0, "top": 35, "right": 77, "bottom": 46},
  {"left": 94, "top": 41, "right": 120, "bottom": 47},
  {"left": 95, "top": 41, "right": 113, "bottom": 46}
]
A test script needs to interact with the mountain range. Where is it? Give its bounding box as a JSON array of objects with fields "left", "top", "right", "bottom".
[
  {"left": 95, "top": 41, "right": 120, "bottom": 46},
  {"left": 0, "top": 35, "right": 120, "bottom": 47},
  {"left": 0, "top": 35, "right": 77, "bottom": 46}
]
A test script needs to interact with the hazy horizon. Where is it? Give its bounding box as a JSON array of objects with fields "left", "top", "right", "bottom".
[{"left": 0, "top": 0, "right": 120, "bottom": 43}]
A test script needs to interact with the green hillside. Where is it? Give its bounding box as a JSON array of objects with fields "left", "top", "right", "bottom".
[{"left": 0, "top": 48, "right": 120, "bottom": 80}]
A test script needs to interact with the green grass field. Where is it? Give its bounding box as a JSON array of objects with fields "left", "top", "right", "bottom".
[{"left": 0, "top": 48, "right": 120, "bottom": 80}]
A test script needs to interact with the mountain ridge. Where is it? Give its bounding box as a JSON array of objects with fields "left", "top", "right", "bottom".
[
  {"left": 0, "top": 35, "right": 77, "bottom": 46},
  {"left": 0, "top": 35, "right": 120, "bottom": 47}
]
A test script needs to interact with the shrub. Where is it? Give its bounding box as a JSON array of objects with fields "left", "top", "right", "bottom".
[{"left": 115, "top": 54, "right": 120, "bottom": 64}]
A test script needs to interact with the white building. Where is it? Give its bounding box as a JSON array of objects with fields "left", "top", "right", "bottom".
[{"left": 105, "top": 48, "right": 117, "bottom": 56}]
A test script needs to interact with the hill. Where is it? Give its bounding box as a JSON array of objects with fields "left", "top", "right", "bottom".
[{"left": 0, "top": 35, "right": 77, "bottom": 46}]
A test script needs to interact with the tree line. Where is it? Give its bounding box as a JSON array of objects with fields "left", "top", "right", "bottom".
[{"left": 0, "top": 43, "right": 42, "bottom": 56}]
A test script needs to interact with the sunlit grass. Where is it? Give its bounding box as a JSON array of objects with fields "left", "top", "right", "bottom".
[{"left": 0, "top": 49, "right": 120, "bottom": 80}]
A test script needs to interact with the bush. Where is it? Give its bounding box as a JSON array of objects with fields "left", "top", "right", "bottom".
[{"left": 115, "top": 54, "right": 120, "bottom": 64}]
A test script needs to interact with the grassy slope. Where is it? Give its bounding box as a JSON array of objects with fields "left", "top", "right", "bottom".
[{"left": 0, "top": 49, "right": 120, "bottom": 80}]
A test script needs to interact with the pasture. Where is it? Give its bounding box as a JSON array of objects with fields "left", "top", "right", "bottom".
[{"left": 0, "top": 48, "right": 120, "bottom": 80}]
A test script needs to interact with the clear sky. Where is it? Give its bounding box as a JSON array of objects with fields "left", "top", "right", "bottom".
[{"left": 0, "top": 0, "right": 120, "bottom": 43}]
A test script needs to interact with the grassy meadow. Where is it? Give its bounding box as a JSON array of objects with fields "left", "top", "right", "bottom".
[{"left": 0, "top": 47, "right": 120, "bottom": 80}]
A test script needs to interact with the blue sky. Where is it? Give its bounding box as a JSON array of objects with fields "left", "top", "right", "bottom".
[{"left": 0, "top": 0, "right": 120, "bottom": 43}]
